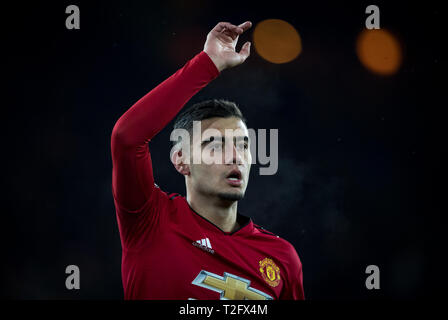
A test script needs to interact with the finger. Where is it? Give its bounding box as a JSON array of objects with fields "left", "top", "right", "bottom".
[
  {"left": 219, "top": 30, "right": 234, "bottom": 42},
  {"left": 237, "top": 21, "right": 253, "bottom": 33},
  {"left": 222, "top": 26, "right": 244, "bottom": 39},
  {"left": 238, "top": 41, "right": 251, "bottom": 61},
  {"left": 213, "top": 22, "right": 241, "bottom": 34}
]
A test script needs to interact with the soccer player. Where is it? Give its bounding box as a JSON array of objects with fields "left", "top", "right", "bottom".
[{"left": 111, "top": 21, "right": 305, "bottom": 300}]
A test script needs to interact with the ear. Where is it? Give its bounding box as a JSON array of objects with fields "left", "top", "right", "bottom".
[{"left": 171, "top": 148, "right": 190, "bottom": 176}]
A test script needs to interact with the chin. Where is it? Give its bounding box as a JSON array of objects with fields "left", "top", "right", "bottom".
[{"left": 217, "top": 191, "right": 245, "bottom": 202}]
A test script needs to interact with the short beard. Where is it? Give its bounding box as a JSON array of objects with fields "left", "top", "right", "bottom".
[{"left": 217, "top": 191, "right": 245, "bottom": 202}]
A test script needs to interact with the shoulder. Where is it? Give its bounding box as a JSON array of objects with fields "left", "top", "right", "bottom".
[
  {"left": 158, "top": 189, "right": 185, "bottom": 210},
  {"left": 252, "top": 223, "right": 302, "bottom": 268},
  {"left": 152, "top": 181, "right": 182, "bottom": 202},
  {"left": 160, "top": 190, "right": 190, "bottom": 214},
  {"left": 142, "top": 183, "right": 184, "bottom": 212},
  {"left": 253, "top": 223, "right": 279, "bottom": 238}
]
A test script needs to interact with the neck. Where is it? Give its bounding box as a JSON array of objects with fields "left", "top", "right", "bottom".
[{"left": 186, "top": 192, "right": 240, "bottom": 233}]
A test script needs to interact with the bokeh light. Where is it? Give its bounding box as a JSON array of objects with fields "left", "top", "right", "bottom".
[
  {"left": 356, "top": 29, "right": 403, "bottom": 75},
  {"left": 253, "top": 19, "right": 302, "bottom": 64}
]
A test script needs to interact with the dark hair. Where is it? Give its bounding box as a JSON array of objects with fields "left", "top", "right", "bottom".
[{"left": 172, "top": 98, "right": 246, "bottom": 146}]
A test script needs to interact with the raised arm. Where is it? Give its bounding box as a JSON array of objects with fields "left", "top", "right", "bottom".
[{"left": 111, "top": 21, "right": 252, "bottom": 213}]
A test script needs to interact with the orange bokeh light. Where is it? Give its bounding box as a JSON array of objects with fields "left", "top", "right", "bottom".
[
  {"left": 253, "top": 19, "right": 302, "bottom": 64},
  {"left": 356, "top": 29, "right": 402, "bottom": 75}
]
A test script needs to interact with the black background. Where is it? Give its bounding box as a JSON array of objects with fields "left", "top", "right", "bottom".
[{"left": 2, "top": 0, "right": 442, "bottom": 299}]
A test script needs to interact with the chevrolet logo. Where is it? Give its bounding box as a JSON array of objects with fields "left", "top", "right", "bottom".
[{"left": 191, "top": 270, "right": 273, "bottom": 300}]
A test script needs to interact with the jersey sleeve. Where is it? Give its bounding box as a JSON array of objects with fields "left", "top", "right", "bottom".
[
  {"left": 280, "top": 243, "right": 305, "bottom": 300},
  {"left": 110, "top": 51, "right": 220, "bottom": 247}
]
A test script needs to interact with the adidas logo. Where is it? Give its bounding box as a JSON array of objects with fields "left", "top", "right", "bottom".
[{"left": 192, "top": 237, "right": 214, "bottom": 254}]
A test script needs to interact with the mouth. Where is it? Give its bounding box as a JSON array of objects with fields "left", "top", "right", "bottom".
[{"left": 225, "top": 169, "right": 243, "bottom": 187}]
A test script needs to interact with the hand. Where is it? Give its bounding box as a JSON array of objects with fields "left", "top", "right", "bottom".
[{"left": 203, "top": 21, "right": 253, "bottom": 72}]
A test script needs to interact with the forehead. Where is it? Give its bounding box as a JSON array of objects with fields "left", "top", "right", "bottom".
[{"left": 198, "top": 117, "right": 248, "bottom": 139}]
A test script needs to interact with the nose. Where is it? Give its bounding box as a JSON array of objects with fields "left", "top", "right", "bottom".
[{"left": 225, "top": 144, "right": 243, "bottom": 165}]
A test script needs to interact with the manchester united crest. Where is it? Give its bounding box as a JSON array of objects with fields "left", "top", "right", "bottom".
[{"left": 259, "top": 258, "right": 281, "bottom": 287}]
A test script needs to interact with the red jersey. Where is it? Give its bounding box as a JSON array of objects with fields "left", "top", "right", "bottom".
[{"left": 111, "top": 51, "right": 305, "bottom": 300}]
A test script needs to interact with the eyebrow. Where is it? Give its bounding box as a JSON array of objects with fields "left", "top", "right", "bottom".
[{"left": 200, "top": 135, "right": 249, "bottom": 147}]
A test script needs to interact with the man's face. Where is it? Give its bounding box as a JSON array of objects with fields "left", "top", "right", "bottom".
[{"left": 188, "top": 117, "right": 252, "bottom": 202}]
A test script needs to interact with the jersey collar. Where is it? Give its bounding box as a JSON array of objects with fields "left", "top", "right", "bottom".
[{"left": 185, "top": 198, "right": 254, "bottom": 236}]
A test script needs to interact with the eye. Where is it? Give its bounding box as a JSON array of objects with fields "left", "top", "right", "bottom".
[
  {"left": 211, "top": 143, "right": 222, "bottom": 151},
  {"left": 236, "top": 142, "right": 249, "bottom": 150}
]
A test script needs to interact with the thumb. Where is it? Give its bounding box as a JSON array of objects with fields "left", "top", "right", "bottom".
[{"left": 238, "top": 41, "right": 251, "bottom": 61}]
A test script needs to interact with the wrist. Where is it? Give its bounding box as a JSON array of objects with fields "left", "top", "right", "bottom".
[{"left": 204, "top": 51, "right": 225, "bottom": 72}]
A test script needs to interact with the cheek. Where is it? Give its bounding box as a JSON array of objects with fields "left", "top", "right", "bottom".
[
  {"left": 246, "top": 151, "right": 252, "bottom": 163},
  {"left": 191, "top": 164, "right": 218, "bottom": 182}
]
